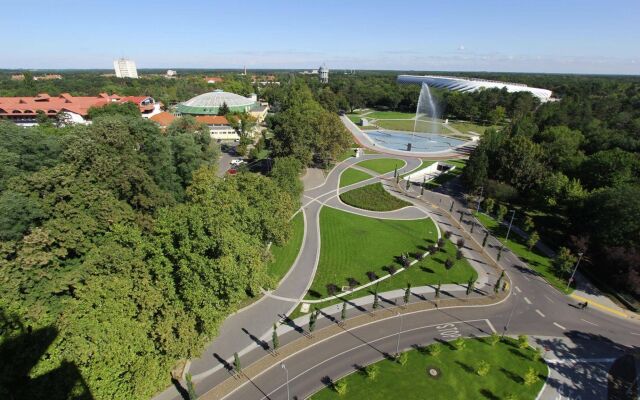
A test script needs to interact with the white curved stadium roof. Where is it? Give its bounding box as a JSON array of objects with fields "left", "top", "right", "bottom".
[
  {"left": 397, "top": 75, "right": 553, "bottom": 102},
  {"left": 181, "top": 90, "right": 254, "bottom": 108}
]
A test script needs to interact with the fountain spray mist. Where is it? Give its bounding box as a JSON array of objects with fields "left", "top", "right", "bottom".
[{"left": 413, "top": 82, "right": 439, "bottom": 134}]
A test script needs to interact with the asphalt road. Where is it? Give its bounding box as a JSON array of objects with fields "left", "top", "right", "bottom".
[{"left": 155, "top": 150, "right": 640, "bottom": 400}]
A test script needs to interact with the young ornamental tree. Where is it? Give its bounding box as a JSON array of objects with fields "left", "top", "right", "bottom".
[
  {"left": 272, "top": 323, "right": 279, "bottom": 353},
  {"left": 527, "top": 231, "right": 540, "bottom": 251}
]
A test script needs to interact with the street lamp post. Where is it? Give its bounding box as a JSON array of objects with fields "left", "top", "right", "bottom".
[
  {"left": 281, "top": 362, "right": 290, "bottom": 400},
  {"left": 502, "top": 292, "right": 517, "bottom": 338},
  {"left": 500, "top": 210, "right": 516, "bottom": 256},
  {"left": 566, "top": 252, "right": 584, "bottom": 291},
  {"left": 395, "top": 311, "right": 404, "bottom": 356}
]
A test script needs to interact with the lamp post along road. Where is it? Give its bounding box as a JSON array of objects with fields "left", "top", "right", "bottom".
[
  {"left": 566, "top": 252, "right": 584, "bottom": 291},
  {"left": 502, "top": 292, "right": 517, "bottom": 338},
  {"left": 501, "top": 210, "right": 516, "bottom": 254},
  {"left": 281, "top": 362, "right": 290, "bottom": 400}
]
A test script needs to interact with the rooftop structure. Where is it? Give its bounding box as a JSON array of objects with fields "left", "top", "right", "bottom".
[
  {"left": 0, "top": 93, "right": 155, "bottom": 124},
  {"left": 205, "top": 76, "right": 224, "bottom": 84},
  {"left": 11, "top": 73, "right": 62, "bottom": 81},
  {"left": 319, "top": 65, "right": 329, "bottom": 83},
  {"left": 166, "top": 70, "right": 177, "bottom": 77},
  {"left": 151, "top": 112, "right": 239, "bottom": 140},
  {"left": 176, "top": 90, "right": 258, "bottom": 115},
  {"left": 113, "top": 58, "right": 139, "bottom": 79},
  {"left": 397, "top": 74, "right": 553, "bottom": 102}
]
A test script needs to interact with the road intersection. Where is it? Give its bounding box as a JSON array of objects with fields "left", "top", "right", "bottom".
[{"left": 154, "top": 144, "right": 640, "bottom": 400}]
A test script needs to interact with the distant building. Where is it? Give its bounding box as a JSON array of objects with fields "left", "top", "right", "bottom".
[
  {"left": 204, "top": 76, "right": 224, "bottom": 84},
  {"left": 166, "top": 69, "right": 177, "bottom": 77},
  {"left": 396, "top": 74, "right": 553, "bottom": 102},
  {"left": 34, "top": 74, "right": 62, "bottom": 81},
  {"left": 113, "top": 58, "right": 139, "bottom": 79},
  {"left": 150, "top": 112, "right": 238, "bottom": 140},
  {"left": 0, "top": 93, "right": 156, "bottom": 125},
  {"left": 11, "top": 73, "right": 62, "bottom": 81},
  {"left": 319, "top": 65, "right": 329, "bottom": 83},
  {"left": 176, "top": 90, "right": 268, "bottom": 122}
]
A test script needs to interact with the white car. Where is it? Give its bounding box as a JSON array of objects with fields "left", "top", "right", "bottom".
[{"left": 230, "top": 159, "right": 245, "bottom": 166}]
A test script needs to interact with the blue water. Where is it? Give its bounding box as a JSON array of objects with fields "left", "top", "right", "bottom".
[{"left": 364, "top": 130, "right": 464, "bottom": 152}]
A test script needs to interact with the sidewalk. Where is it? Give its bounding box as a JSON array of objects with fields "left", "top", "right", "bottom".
[
  {"left": 483, "top": 211, "right": 638, "bottom": 321},
  {"left": 199, "top": 287, "right": 508, "bottom": 400}
]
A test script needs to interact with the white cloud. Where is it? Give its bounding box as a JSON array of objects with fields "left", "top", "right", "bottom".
[{"left": 457, "top": 45, "right": 465, "bottom": 51}]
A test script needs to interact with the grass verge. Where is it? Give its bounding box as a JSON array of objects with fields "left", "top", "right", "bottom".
[
  {"left": 474, "top": 212, "right": 570, "bottom": 294},
  {"left": 340, "top": 183, "right": 411, "bottom": 211},
  {"left": 340, "top": 168, "right": 373, "bottom": 188},
  {"left": 267, "top": 212, "right": 305, "bottom": 284},
  {"left": 356, "top": 158, "right": 405, "bottom": 174},
  {"left": 310, "top": 337, "right": 547, "bottom": 400},
  {"left": 306, "top": 207, "right": 445, "bottom": 300}
]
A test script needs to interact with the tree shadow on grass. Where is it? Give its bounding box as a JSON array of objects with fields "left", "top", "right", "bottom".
[
  {"left": 479, "top": 388, "right": 500, "bottom": 400},
  {"left": 508, "top": 347, "right": 530, "bottom": 361},
  {"left": 499, "top": 367, "right": 523, "bottom": 384},
  {"left": 455, "top": 360, "right": 475, "bottom": 374}
]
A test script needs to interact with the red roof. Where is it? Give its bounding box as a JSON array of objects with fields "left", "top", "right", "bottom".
[
  {"left": 150, "top": 112, "right": 176, "bottom": 127},
  {"left": 195, "top": 115, "right": 229, "bottom": 125},
  {"left": 0, "top": 93, "right": 154, "bottom": 117},
  {"left": 204, "top": 76, "right": 224, "bottom": 83}
]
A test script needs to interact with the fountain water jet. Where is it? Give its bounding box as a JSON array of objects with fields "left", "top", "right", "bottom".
[{"left": 413, "top": 82, "right": 439, "bottom": 135}]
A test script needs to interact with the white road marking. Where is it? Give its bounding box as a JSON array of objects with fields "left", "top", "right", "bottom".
[
  {"left": 631, "top": 332, "right": 640, "bottom": 336},
  {"left": 543, "top": 294, "right": 555, "bottom": 303},
  {"left": 535, "top": 309, "right": 546, "bottom": 318},
  {"left": 524, "top": 297, "right": 532, "bottom": 305},
  {"left": 515, "top": 286, "right": 522, "bottom": 293},
  {"left": 522, "top": 275, "right": 530, "bottom": 281},
  {"left": 485, "top": 319, "right": 497, "bottom": 334},
  {"left": 242, "top": 319, "right": 492, "bottom": 400},
  {"left": 553, "top": 322, "right": 566, "bottom": 330},
  {"left": 580, "top": 318, "right": 598, "bottom": 326}
]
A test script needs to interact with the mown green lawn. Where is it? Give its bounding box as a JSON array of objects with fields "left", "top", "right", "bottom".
[
  {"left": 305, "top": 207, "right": 442, "bottom": 299},
  {"left": 340, "top": 183, "right": 411, "bottom": 212},
  {"left": 337, "top": 148, "right": 357, "bottom": 162},
  {"left": 376, "top": 119, "right": 445, "bottom": 134},
  {"left": 448, "top": 120, "right": 500, "bottom": 135},
  {"left": 356, "top": 158, "right": 405, "bottom": 174},
  {"left": 474, "top": 212, "right": 570, "bottom": 294},
  {"left": 267, "top": 212, "right": 305, "bottom": 285},
  {"left": 339, "top": 168, "right": 373, "bottom": 188},
  {"left": 366, "top": 111, "right": 416, "bottom": 119},
  {"left": 310, "top": 337, "right": 547, "bottom": 400},
  {"left": 294, "top": 239, "right": 476, "bottom": 315}
]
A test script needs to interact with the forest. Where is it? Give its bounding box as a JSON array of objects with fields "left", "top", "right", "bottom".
[{"left": 0, "top": 75, "right": 350, "bottom": 399}]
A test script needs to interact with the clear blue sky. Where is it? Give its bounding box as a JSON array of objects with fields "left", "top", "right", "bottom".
[{"left": 2, "top": 0, "right": 639, "bottom": 74}]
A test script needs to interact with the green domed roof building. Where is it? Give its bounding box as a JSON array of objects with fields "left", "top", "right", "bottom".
[{"left": 176, "top": 90, "right": 258, "bottom": 115}]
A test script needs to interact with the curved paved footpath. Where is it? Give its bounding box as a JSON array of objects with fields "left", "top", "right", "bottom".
[
  {"left": 153, "top": 154, "right": 426, "bottom": 400},
  {"left": 214, "top": 180, "right": 640, "bottom": 400}
]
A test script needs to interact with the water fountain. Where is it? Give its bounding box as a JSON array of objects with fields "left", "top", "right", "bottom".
[
  {"left": 413, "top": 82, "right": 439, "bottom": 135},
  {"left": 361, "top": 81, "right": 464, "bottom": 153}
]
